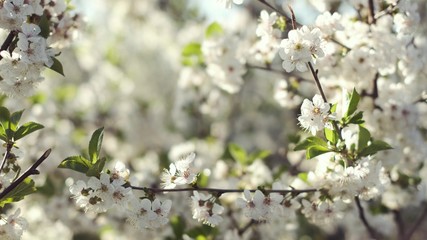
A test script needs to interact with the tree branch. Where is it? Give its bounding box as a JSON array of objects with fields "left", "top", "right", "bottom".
[
  {"left": 355, "top": 196, "right": 380, "bottom": 239},
  {"left": 405, "top": 203, "right": 427, "bottom": 240},
  {"left": 393, "top": 210, "right": 405, "bottom": 240},
  {"left": 130, "top": 185, "right": 317, "bottom": 196},
  {"left": 307, "top": 62, "right": 342, "bottom": 139},
  {"left": 0, "top": 31, "right": 17, "bottom": 61},
  {"left": 368, "top": 0, "right": 376, "bottom": 24},
  {"left": 0, "top": 142, "right": 13, "bottom": 173},
  {"left": 0, "top": 149, "right": 51, "bottom": 200}
]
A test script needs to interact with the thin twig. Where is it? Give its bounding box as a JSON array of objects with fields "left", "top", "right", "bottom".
[
  {"left": 246, "top": 64, "right": 313, "bottom": 84},
  {"left": 0, "top": 149, "right": 51, "bottom": 200},
  {"left": 238, "top": 219, "right": 256, "bottom": 236},
  {"left": 0, "top": 142, "right": 14, "bottom": 173},
  {"left": 330, "top": 38, "right": 351, "bottom": 51},
  {"left": 288, "top": 5, "right": 296, "bottom": 30},
  {"left": 307, "top": 62, "right": 342, "bottom": 139},
  {"left": 355, "top": 196, "right": 380, "bottom": 239},
  {"left": 257, "top": 0, "right": 289, "bottom": 21},
  {"left": 130, "top": 185, "right": 317, "bottom": 196},
  {"left": 368, "top": 0, "right": 376, "bottom": 24},
  {"left": 307, "top": 62, "right": 327, "bottom": 102},
  {"left": 405, "top": 203, "right": 427, "bottom": 240}
]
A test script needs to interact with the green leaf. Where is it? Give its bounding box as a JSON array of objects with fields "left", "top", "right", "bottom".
[
  {"left": 248, "top": 150, "right": 271, "bottom": 164},
  {"left": 0, "top": 177, "right": 36, "bottom": 207},
  {"left": 287, "top": 134, "right": 300, "bottom": 144},
  {"left": 48, "top": 57, "right": 65, "bottom": 76},
  {"left": 298, "top": 172, "right": 308, "bottom": 183},
  {"left": 181, "top": 42, "right": 203, "bottom": 66},
  {"left": 89, "top": 127, "right": 104, "bottom": 164},
  {"left": 294, "top": 136, "right": 328, "bottom": 151},
  {"left": 306, "top": 145, "right": 330, "bottom": 159},
  {"left": 228, "top": 143, "right": 247, "bottom": 165},
  {"left": 58, "top": 155, "right": 92, "bottom": 174},
  {"left": 86, "top": 157, "right": 106, "bottom": 177},
  {"left": 187, "top": 225, "right": 219, "bottom": 239},
  {"left": 10, "top": 109, "right": 24, "bottom": 131},
  {"left": 14, "top": 122, "right": 44, "bottom": 141},
  {"left": 182, "top": 42, "right": 202, "bottom": 57},
  {"left": 0, "top": 107, "right": 10, "bottom": 126},
  {"left": 344, "top": 88, "right": 360, "bottom": 117},
  {"left": 347, "top": 111, "right": 364, "bottom": 124},
  {"left": 359, "top": 140, "right": 393, "bottom": 157},
  {"left": 38, "top": 13, "right": 50, "bottom": 38},
  {"left": 196, "top": 172, "right": 209, "bottom": 188},
  {"left": 330, "top": 103, "right": 337, "bottom": 113},
  {"left": 37, "top": 175, "right": 56, "bottom": 197},
  {"left": 324, "top": 128, "right": 338, "bottom": 145},
  {"left": 5, "top": 129, "right": 14, "bottom": 141},
  {"left": 205, "top": 22, "right": 223, "bottom": 38},
  {"left": 358, "top": 125, "right": 371, "bottom": 151},
  {"left": 170, "top": 215, "right": 186, "bottom": 239},
  {"left": 0, "top": 130, "right": 6, "bottom": 142}
]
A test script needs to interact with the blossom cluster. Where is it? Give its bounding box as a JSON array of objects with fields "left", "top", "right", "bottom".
[
  {"left": 0, "top": 0, "right": 81, "bottom": 97},
  {"left": 1, "top": 0, "right": 426, "bottom": 239},
  {"left": 69, "top": 162, "right": 172, "bottom": 229}
]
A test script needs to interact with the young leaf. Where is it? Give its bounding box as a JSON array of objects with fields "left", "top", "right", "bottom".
[
  {"left": 0, "top": 107, "right": 10, "bottom": 126},
  {"left": 298, "top": 172, "right": 308, "bottom": 183},
  {"left": 38, "top": 13, "right": 50, "bottom": 38},
  {"left": 170, "top": 215, "right": 186, "bottom": 239},
  {"left": 14, "top": 122, "right": 44, "bottom": 141},
  {"left": 86, "top": 157, "right": 107, "bottom": 177},
  {"left": 0, "top": 177, "right": 36, "bottom": 207},
  {"left": 228, "top": 143, "right": 247, "bottom": 165},
  {"left": 344, "top": 88, "right": 360, "bottom": 118},
  {"left": 358, "top": 125, "right": 371, "bottom": 151},
  {"left": 324, "top": 128, "right": 338, "bottom": 145},
  {"left": 89, "top": 127, "right": 104, "bottom": 164},
  {"left": 182, "top": 42, "right": 202, "bottom": 57},
  {"left": 347, "top": 111, "right": 364, "bottom": 124},
  {"left": 58, "top": 155, "right": 92, "bottom": 174},
  {"left": 205, "top": 22, "right": 223, "bottom": 38},
  {"left": 10, "top": 110, "right": 24, "bottom": 131},
  {"left": 48, "top": 57, "right": 65, "bottom": 76},
  {"left": 306, "top": 145, "right": 330, "bottom": 159},
  {"left": 0, "top": 127, "right": 7, "bottom": 142},
  {"left": 37, "top": 175, "right": 56, "bottom": 197},
  {"left": 359, "top": 140, "right": 393, "bottom": 157},
  {"left": 248, "top": 150, "right": 271, "bottom": 164},
  {"left": 294, "top": 136, "right": 328, "bottom": 151}
]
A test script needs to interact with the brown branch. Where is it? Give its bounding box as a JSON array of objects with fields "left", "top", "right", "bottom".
[
  {"left": 405, "top": 203, "right": 427, "bottom": 240},
  {"left": 246, "top": 64, "right": 313, "bottom": 84},
  {"left": 355, "top": 196, "right": 380, "bottom": 239},
  {"left": 307, "top": 62, "right": 342, "bottom": 139},
  {"left": 0, "top": 149, "right": 51, "bottom": 200},
  {"left": 130, "top": 185, "right": 317, "bottom": 196},
  {"left": 393, "top": 210, "right": 405, "bottom": 240},
  {"left": 0, "top": 31, "right": 17, "bottom": 61},
  {"left": 0, "top": 142, "right": 13, "bottom": 173},
  {"left": 368, "top": 0, "right": 376, "bottom": 24},
  {"left": 238, "top": 219, "right": 256, "bottom": 236}
]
